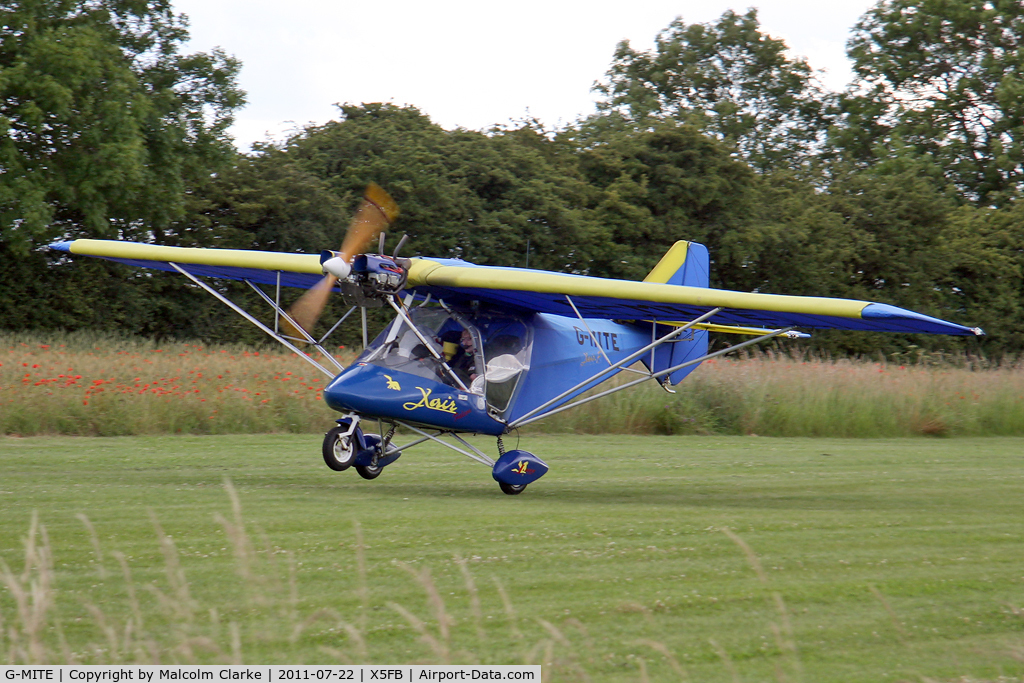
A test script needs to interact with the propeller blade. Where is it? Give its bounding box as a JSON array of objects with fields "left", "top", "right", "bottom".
[
  {"left": 283, "top": 183, "right": 399, "bottom": 339},
  {"left": 339, "top": 182, "right": 400, "bottom": 260},
  {"left": 281, "top": 275, "right": 337, "bottom": 340},
  {"left": 280, "top": 276, "right": 335, "bottom": 339}
]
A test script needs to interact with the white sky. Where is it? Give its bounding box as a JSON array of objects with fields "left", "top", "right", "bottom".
[{"left": 173, "top": 0, "right": 879, "bottom": 150}]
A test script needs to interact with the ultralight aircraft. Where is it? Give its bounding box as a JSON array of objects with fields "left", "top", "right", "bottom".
[{"left": 51, "top": 184, "right": 983, "bottom": 494}]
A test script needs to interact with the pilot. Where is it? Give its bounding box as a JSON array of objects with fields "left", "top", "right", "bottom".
[
  {"left": 438, "top": 328, "right": 477, "bottom": 387},
  {"left": 453, "top": 329, "right": 478, "bottom": 385}
]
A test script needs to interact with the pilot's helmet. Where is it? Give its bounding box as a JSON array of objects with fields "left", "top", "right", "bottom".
[{"left": 439, "top": 330, "right": 462, "bottom": 361}]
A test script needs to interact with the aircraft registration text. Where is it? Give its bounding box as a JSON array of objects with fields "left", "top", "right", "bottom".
[{"left": 573, "top": 327, "right": 620, "bottom": 351}]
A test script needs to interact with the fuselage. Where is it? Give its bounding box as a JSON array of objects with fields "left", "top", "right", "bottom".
[
  {"left": 322, "top": 309, "right": 709, "bottom": 433},
  {"left": 324, "top": 361, "right": 505, "bottom": 434}
]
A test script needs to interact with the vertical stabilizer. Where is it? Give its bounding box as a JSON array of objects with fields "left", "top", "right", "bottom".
[
  {"left": 641, "top": 241, "right": 710, "bottom": 385},
  {"left": 643, "top": 240, "right": 710, "bottom": 288}
]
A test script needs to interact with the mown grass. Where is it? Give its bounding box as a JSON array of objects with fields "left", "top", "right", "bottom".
[
  {"left": 2, "top": 433, "right": 1024, "bottom": 681},
  {"left": 4, "top": 330, "right": 1024, "bottom": 438}
]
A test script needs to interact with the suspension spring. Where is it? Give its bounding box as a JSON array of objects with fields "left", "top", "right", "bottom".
[{"left": 382, "top": 424, "right": 396, "bottom": 451}]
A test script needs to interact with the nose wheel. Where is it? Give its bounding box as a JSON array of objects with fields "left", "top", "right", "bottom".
[{"left": 323, "top": 426, "right": 357, "bottom": 471}]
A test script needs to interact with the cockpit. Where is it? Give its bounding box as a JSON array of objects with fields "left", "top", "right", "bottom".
[{"left": 356, "top": 307, "right": 533, "bottom": 419}]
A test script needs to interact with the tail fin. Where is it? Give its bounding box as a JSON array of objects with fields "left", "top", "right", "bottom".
[
  {"left": 641, "top": 241, "right": 710, "bottom": 385},
  {"left": 643, "top": 241, "right": 709, "bottom": 288}
]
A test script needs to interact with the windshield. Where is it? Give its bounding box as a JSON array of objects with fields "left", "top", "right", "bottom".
[
  {"left": 358, "top": 308, "right": 471, "bottom": 386},
  {"left": 358, "top": 307, "right": 532, "bottom": 417}
]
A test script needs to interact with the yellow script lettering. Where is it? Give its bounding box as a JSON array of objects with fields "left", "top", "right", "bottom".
[{"left": 403, "top": 387, "right": 458, "bottom": 414}]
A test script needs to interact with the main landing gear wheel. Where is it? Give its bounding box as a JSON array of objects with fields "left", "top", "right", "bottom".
[
  {"left": 499, "top": 482, "right": 526, "bottom": 495},
  {"left": 323, "top": 426, "right": 356, "bottom": 471},
  {"left": 356, "top": 443, "right": 398, "bottom": 480},
  {"left": 355, "top": 463, "right": 383, "bottom": 480}
]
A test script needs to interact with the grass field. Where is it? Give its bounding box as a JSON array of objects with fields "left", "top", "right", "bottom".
[{"left": 2, "top": 433, "right": 1024, "bottom": 681}]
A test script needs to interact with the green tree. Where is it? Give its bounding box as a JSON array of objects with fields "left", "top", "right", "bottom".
[
  {"left": 0, "top": 0, "right": 244, "bottom": 250},
  {"left": 939, "top": 202, "right": 1024, "bottom": 352},
  {"left": 570, "top": 116, "right": 855, "bottom": 299},
  {"left": 594, "top": 9, "right": 833, "bottom": 172},
  {"left": 823, "top": 152, "right": 956, "bottom": 313},
  {"left": 275, "top": 104, "right": 606, "bottom": 274},
  {"left": 147, "top": 104, "right": 610, "bottom": 344},
  {"left": 0, "top": 0, "right": 244, "bottom": 336},
  {"left": 845, "top": 0, "right": 1024, "bottom": 203}
]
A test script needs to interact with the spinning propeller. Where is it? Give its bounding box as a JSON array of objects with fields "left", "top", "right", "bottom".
[{"left": 282, "top": 183, "right": 400, "bottom": 339}]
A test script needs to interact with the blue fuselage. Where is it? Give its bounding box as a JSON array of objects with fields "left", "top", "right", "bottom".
[
  {"left": 324, "top": 362, "right": 505, "bottom": 434},
  {"left": 322, "top": 311, "right": 708, "bottom": 433}
]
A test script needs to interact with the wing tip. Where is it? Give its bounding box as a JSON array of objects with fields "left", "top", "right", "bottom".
[
  {"left": 49, "top": 241, "right": 74, "bottom": 253},
  {"left": 861, "top": 302, "right": 980, "bottom": 336}
]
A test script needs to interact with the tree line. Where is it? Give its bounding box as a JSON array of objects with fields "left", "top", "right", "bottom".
[{"left": 2, "top": 0, "right": 1022, "bottom": 355}]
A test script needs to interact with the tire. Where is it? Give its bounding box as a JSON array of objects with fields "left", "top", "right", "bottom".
[
  {"left": 355, "top": 442, "right": 398, "bottom": 480},
  {"left": 322, "top": 426, "right": 356, "bottom": 471},
  {"left": 499, "top": 481, "right": 526, "bottom": 495},
  {"left": 355, "top": 463, "right": 383, "bottom": 480}
]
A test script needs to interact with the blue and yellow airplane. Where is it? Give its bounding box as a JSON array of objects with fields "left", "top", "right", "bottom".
[{"left": 51, "top": 185, "right": 982, "bottom": 494}]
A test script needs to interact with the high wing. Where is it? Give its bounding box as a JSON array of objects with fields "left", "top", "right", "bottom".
[
  {"left": 51, "top": 239, "right": 326, "bottom": 289},
  {"left": 50, "top": 239, "right": 982, "bottom": 336}
]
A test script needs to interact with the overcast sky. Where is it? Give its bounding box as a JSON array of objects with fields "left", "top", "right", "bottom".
[{"left": 173, "top": 0, "right": 879, "bottom": 150}]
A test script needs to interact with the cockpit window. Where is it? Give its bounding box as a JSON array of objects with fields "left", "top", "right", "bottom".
[
  {"left": 357, "top": 308, "right": 479, "bottom": 389},
  {"left": 469, "top": 317, "right": 532, "bottom": 415},
  {"left": 358, "top": 307, "right": 532, "bottom": 417}
]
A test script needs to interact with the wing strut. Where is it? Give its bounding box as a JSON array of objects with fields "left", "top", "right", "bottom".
[
  {"left": 243, "top": 279, "right": 356, "bottom": 359},
  {"left": 169, "top": 262, "right": 338, "bottom": 379},
  {"left": 510, "top": 318, "right": 794, "bottom": 429}
]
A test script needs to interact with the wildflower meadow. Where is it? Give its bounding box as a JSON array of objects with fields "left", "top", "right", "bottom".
[
  {"left": 0, "top": 331, "right": 350, "bottom": 436},
  {"left": 3, "top": 331, "right": 1024, "bottom": 437}
]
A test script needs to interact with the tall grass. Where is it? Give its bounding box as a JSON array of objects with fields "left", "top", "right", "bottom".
[
  {"left": 4, "top": 485, "right": 1023, "bottom": 679},
  {"left": 0, "top": 330, "right": 351, "bottom": 436},
  {"left": 4, "top": 331, "right": 1024, "bottom": 437},
  {"left": 535, "top": 349, "right": 1024, "bottom": 437},
  {"left": 5, "top": 434, "right": 1024, "bottom": 678}
]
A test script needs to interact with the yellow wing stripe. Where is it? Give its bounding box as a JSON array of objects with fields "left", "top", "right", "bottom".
[
  {"left": 643, "top": 241, "right": 689, "bottom": 283},
  {"left": 67, "top": 239, "right": 323, "bottom": 274},
  {"left": 407, "top": 259, "right": 870, "bottom": 319}
]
